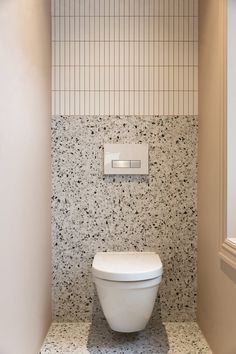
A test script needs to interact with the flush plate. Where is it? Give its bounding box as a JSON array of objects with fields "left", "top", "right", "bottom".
[{"left": 104, "top": 144, "right": 149, "bottom": 175}]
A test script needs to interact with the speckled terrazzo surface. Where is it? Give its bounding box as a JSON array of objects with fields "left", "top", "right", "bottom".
[
  {"left": 52, "top": 115, "right": 198, "bottom": 322},
  {"left": 40, "top": 321, "right": 211, "bottom": 354}
]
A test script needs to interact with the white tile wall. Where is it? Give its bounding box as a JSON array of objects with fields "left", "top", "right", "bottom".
[{"left": 51, "top": 0, "right": 198, "bottom": 115}]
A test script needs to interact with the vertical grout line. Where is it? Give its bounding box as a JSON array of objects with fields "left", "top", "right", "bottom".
[
  {"left": 169, "top": 0, "right": 171, "bottom": 115},
  {"left": 187, "top": 0, "right": 189, "bottom": 115},
  {"left": 142, "top": 0, "right": 144, "bottom": 115},
  {"left": 104, "top": 1, "right": 106, "bottom": 116},
  {"left": 99, "top": 0, "right": 100, "bottom": 115},
  {"left": 163, "top": 0, "right": 165, "bottom": 116},
  {"left": 51, "top": 0, "right": 53, "bottom": 116},
  {"left": 61, "top": 0, "right": 63, "bottom": 114},
  {"left": 87, "top": 0, "right": 91, "bottom": 115},
  {"left": 170, "top": 0, "right": 171, "bottom": 115},
  {"left": 153, "top": 0, "right": 155, "bottom": 116},
  {"left": 68, "top": 0, "right": 71, "bottom": 115},
  {"left": 158, "top": 0, "right": 161, "bottom": 116},
  {"left": 64, "top": 0, "right": 66, "bottom": 115},
  {"left": 74, "top": 0, "right": 76, "bottom": 115},
  {"left": 196, "top": 1, "right": 198, "bottom": 115},
  {"left": 172, "top": 0, "right": 174, "bottom": 115},
  {"left": 109, "top": 0, "right": 110, "bottom": 116},
  {"left": 188, "top": 3, "right": 194, "bottom": 115},
  {"left": 124, "top": 2, "right": 126, "bottom": 116},
  {"left": 143, "top": 0, "right": 145, "bottom": 115},
  {"left": 165, "top": 0, "right": 166, "bottom": 115},
  {"left": 193, "top": 0, "right": 195, "bottom": 116},
  {"left": 167, "top": 0, "right": 169, "bottom": 116},
  {"left": 138, "top": 0, "right": 140, "bottom": 115},
  {"left": 190, "top": 1, "right": 192, "bottom": 115},
  {"left": 93, "top": 0, "right": 97, "bottom": 115},
  {"left": 119, "top": 0, "right": 121, "bottom": 116},
  {"left": 62, "top": 0, "right": 64, "bottom": 114},
  {"left": 177, "top": 0, "right": 179, "bottom": 115},
  {"left": 182, "top": 0, "right": 184, "bottom": 115},
  {"left": 52, "top": 0, "right": 53, "bottom": 116},
  {"left": 192, "top": 1, "right": 194, "bottom": 116},
  {"left": 148, "top": 0, "right": 150, "bottom": 116},
  {"left": 59, "top": 0, "right": 61, "bottom": 115},
  {"left": 197, "top": 0, "right": 198, "bottom": 115},
  {"left": 122, "top": 1, "right": 124, "bottom": 116},
  {"left": 54, "top": 0, "right": 56, "bottom": 116},
  {"left": 84, "top": 0, "right": 86, "bottom": 115},
  {"left": 111, "top": 1, "right": 116, "bottom": 114},
  {"left": 133, "top": 0, "right": 135, "bottom": 115},
  {"left": 51, "top": 0, "right": 52, "bottom": 116},
  {"left": 128, "top": 0, "right": 131, "bottom": 116},
  {"left": 159, "top": 0, "right": 162, "bottom": 116}
]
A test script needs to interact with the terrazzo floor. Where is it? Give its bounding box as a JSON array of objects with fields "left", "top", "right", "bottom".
[{"left": 40, "top": 320, "right": 212, "bottom": 354}]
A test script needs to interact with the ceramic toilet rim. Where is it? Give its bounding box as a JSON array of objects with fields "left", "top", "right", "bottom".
[{"left": 93, "top": 275, "right": 162, "bottom": 289}]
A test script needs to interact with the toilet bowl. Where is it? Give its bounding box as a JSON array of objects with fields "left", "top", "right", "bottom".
[{"left": 92, "top": 252, "right": 163, "bottom": 333}]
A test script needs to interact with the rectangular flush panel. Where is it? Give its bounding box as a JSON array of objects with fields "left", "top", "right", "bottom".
[{"left": 104, "top": 144, "right": 149, "bottom": 175}]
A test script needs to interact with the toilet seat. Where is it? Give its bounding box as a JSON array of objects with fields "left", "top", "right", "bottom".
[{"left": 92, "top": 252, "right": 163, "bottom": 282}]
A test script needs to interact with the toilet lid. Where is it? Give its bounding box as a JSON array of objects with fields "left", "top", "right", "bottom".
[{"left": 92, "top": 252, "right": 163, "bottom": 281}]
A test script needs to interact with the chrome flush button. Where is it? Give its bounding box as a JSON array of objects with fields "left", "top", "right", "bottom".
[
  {"left": 130, "top": 160, "right": 141, "bottom": 168},
  {"left": 112, "top": 160, "right": 131, "bottom": 168}
]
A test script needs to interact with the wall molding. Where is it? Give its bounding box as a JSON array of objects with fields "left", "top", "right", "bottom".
[{"left": 219, "top": 0, "right": 236, "bottom": 267}]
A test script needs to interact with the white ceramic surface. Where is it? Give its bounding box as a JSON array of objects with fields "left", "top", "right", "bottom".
[
  {"left": 94, "top": 277, "right": 160, "bottom": 333},
  {"left": 92, "top": 252, "right": 163, "bottom": 332},
  {"left": 92, "top": 252, "right": 163, "bottom": 281}
]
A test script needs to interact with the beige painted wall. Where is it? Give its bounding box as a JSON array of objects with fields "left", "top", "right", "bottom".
[
  {"left": 198, "top": 0, "right": 236, "bottom": 353},
  {"left": 0, "top": 1, "right": 51, "bottom": 353}
]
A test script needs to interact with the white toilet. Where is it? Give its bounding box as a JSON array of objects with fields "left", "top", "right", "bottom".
[{"left": 92, "top": 252, "right": 163, "bottom": 333}]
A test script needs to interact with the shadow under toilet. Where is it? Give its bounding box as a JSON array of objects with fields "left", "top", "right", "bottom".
[{"left": 86, "top": 290, "right": 170, "bottom": 354}]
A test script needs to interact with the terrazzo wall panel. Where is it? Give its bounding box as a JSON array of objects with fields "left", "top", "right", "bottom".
[{"left": 52, "top": 114, "right": 198, "bottom": 322}]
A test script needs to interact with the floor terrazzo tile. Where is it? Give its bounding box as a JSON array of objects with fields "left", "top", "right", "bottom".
[{"left": 40, "top": 321, "right": 211, "bottom": 354}]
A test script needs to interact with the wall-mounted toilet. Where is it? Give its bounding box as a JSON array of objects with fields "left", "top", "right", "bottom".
[{"left": 92, "top": 252, "right": 163, "bottom": 333}]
